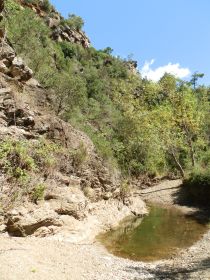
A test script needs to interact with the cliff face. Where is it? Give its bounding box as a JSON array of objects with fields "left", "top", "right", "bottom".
[
  {"left": 0, "top": 0, "right": 125, "bottom": 237},
  {"left": 17, "top": 0, "right": 90, "bottom": 48}
]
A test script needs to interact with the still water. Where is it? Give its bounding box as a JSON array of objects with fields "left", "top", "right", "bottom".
[{"left": 97, "top": 205, "right": 208, "bottom": 261}]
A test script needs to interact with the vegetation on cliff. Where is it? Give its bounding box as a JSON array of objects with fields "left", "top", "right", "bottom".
[{"left": 1, "top": 0, "right": 210, "bottom": 185}]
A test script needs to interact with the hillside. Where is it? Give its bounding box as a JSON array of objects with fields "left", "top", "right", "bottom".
[
  {"left": 0, "top": 1, "right": 209, "bottom": 279},
  {"left": 0, "top": 0, "right": 209, "bottom": 230}
]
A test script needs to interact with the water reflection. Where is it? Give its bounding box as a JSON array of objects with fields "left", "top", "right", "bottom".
[{"left": 97, "top": 205, "right": 208, "bottom": 261}]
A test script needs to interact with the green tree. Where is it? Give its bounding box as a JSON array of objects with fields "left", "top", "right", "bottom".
[
  {"left": 63, "top": 14, "right": 84, "bottom": 31},
  {"left": 190, "top": 72, "right": 204, "bottom": 90}
]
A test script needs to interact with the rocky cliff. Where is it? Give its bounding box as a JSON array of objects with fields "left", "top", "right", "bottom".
[
  {"left": 0, "top": 47, "right": 122, "bottom": 236},
  {"left": 18, "top": 0, "right": 90, "bottom": 48},
  {"left": 0, "top": 0, "right": 148, "bottom": 239},
  {"left": 0, "top": 0, "right": 137, "bottom": 238}
]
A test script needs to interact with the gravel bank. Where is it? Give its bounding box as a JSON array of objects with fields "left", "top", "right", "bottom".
[{"left": 0, "top": 180, "right": 209, "bottom": 280}]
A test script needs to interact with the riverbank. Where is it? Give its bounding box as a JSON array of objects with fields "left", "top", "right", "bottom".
[{"left": 0, "top": 180, "right": 209, "bottom": 280}]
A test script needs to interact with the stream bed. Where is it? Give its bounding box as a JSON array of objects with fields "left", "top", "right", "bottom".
[{"left": 97, "top": 205, "right": 208, "bottom": 262}]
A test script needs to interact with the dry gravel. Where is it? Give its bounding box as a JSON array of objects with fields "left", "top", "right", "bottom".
[{"left": 0, "top": 180, "right": 209, "bottom": 280}]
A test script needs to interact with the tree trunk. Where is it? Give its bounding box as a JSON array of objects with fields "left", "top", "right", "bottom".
[
  {"left": 171, "top": 151, "right": 185, "bottom": 178},
  {"left": 188, "top": 138, "right": 196, "bottom": 167}
]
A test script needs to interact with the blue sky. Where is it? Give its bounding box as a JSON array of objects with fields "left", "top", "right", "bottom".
[{"left": 51, "top": 0, "right": 210, "bottom": 85}]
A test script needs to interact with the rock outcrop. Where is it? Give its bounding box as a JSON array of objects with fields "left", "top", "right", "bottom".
[
  {"left": 0, "top": 36, "right": 33, "bottom": 81},
  {"left": 6, "top": 204, "right": 63, "bottom": 236},
  {"left": 18, "top": 0, "right": 91, "bottom": 48},
  {"left": 0, "top": 41, "right": 122, "bottom": 236},
  {"left": 51, "top": 25, "right": 90, "bottom": 48},
  {"left": 0, "top": 0, "right": 147, "bottom": 239},
  {"left": 124, "top": 60, "right": 139, "bottom": 75}
]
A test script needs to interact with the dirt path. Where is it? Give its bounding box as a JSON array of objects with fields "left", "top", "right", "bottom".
[{"left": 0, "top": 180, "right": 209, "bottom": 280}]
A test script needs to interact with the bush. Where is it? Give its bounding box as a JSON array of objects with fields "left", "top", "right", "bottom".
[
  {"left": 182, "top": 169, "right": 210, "bottom": 206},
  {"left": 32, "top": 184, "right": 45, "bottom": 202},
  {"left": 0, "top": 140, "right": 36, "bottom": 185},
  {"left": 0, "top": 139, "right": 61, "bottom": 184},
  {"left": 71, "top": 142, "right": 88, "bottom": 169},
  {"left": 23, "top": 0, "right": 35, "bottom": 4},
  {"left": 62, "top": 14, "right": 84, "bottom": 31},
  {"left": 39, "top": 0, "right": 52, "bottom": 13},
  {"left": 120, "top": 180, "right": 131, "bottom": 202}
]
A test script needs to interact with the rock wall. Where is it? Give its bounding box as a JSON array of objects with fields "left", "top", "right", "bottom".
[
  {"left": 0, "top": 0, "right": 33, "bottom": 82},
  {"left": 51, "top": 24, "right": 90, "bottom": 48},
  {"left": 0, "top": 38, "right": 33, "bottom": 81},
  {"left": 18, "top": 0, "right": 90, "bottom": 48},
  {"left": 0, "top": 0, "right": 147, "bottom": 239},
  {"left": 0, "top": 33, "right": 121, "bottom": 237}
]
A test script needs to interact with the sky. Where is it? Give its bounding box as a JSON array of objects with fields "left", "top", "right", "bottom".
[{"left": 51, "top": 0, "right": 210, "bottom": 85}]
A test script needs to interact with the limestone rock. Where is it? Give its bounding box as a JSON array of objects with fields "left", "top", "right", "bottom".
[
  {"left": 10, "top": 57, "right": 33, "bottom": 81},
  {"left": 0, "top": 40, "right": 33, "bottom": 82},
  {"left": 52, "top": 26, "right": 90, "bottom": 48},
  {"left": 45, "top": 186, "right": 88, "bottom": 220},
  {"left": 0, "top": 41, "right": 15, "bottom": 62},
  {"left": 128, "top": 196, "right": 148, "bottom": 216},
  {"left": 46, "top": 13, "right": 60, "bottom": 28},
  {"left": 6, "top": 204, "right": 63, "bottom": 237}
]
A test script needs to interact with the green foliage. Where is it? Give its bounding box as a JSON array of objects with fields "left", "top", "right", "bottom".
[
  {"left": 4, "top": 2, "right": 64, "bottom": 84},
  {"left": 53, "top": 70, "right": 87, "bottom": 116},
  {"left": 120, "top": 180, "right": 131, "bottom": 202},
  {"left": 0, "top": 139, "right": 60, "bottom": 185},
  {"left": 39, "top": 0, "right": 52, "bottom": 12},
  {"left": 70, "top": 142, "right": 88, "bottom": 169},
  {"left": 32, "top": 184, "right": 45, "bottom": 202},
  {"left": 4, "top": 0, "right": 210, "bottom": 183},
  {"left": 182, "top": 169, "right": 210, "bottom": 205},
  {"left": 23, "top": 0, "right": 36, "bottom": 4},
  {"left": 22, "top": 0, "right": 52, "bottom": 13},
  {"left": 32, "top": 139, "right": 60, "bottom": 174},
  {"left": 190, "top": 72, "right": 204, "bottom": 89},
  {"left": 59, "top": 41, "right": 78, "bottom": 59},
  {"left": 0, "top": 140, "right": 36, "bottom": 185},
  {"left": 61, "top": 14, "right": 84, "bottom": 31}
]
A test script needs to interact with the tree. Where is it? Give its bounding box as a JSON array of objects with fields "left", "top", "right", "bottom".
[
  {"left": 190, "top": 72, "right": 204, "bottom": 90},
  {"left": 53, "top": 71, "right": 87, "bottom": 116},
  {"left": 63, "top": 14, "right": 84, "bottom": 31}
]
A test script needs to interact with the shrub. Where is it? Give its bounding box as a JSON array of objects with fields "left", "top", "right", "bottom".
[
  {"left": 61, "top": 14, "right": 84, "bottom": 31},
  {"left": 71, "top": 142, "right": 88, "bottom": 169},
  {"left": 32, "top": 139, "right": 60, "bottom": 174},
  {"left": 32, "top": 184, "right": 45, "bottom": 202},
  {"left": 0, "top": 140, "right": 36, "bottom": 185},
  {"left": 182, "top": 169, "right": 210, "bottom": 206},
  {"left": 39, "top": 0, "right": 52, "bottom": 13},
  {"left": 59, "top": 41, "right": 78, "bottom": 59},
  {"left": 0, "top": 139, "right": 60, "bottom": 184},
  {"left": 120, "top": 180, "right": 131, "bottom": 202}
]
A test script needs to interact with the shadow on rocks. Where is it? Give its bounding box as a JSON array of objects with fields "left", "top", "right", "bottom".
[
  {"left": 125, "top": 257, "right": 210, "bottom": 280},
  {"left": 172, "top": 186, "right": 210, "bottom": 225}
]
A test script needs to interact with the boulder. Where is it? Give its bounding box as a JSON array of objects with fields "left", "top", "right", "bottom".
[
  {"left": 0, "top": 41, "right": 33, "bottom": 82},
  {"left": 45, "top": 186, "right": 88, "bottom": 220},
  {"left": 10, "top": 57, "right": 33, "bottom": 81},
  {"left": 52, "top": 26, "right": 91, "bottom": 48},
  {"left": 46, "top": 14, "right": 60, "bottom": 28},
  {"left": 128, "top": 196, "right": 148, "bottom": 216},
  {"left": 0, "top": 41, "right": 15, "bottom": 61},
  {"left": 6, "top": 204, "right": 63, "bottom": 237}
]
